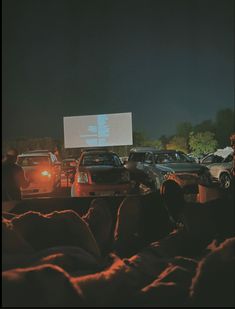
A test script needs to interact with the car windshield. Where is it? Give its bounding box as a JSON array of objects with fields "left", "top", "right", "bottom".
[
  {"left": 128, "top": 152, "right": 145, "bottom": 162},
  {"left": 154, "top": 152, "right": 191, "bottom": 164},
  {"left": 18, "top": 156, "right": 50, "bottom": 166},
  {"left": 81, "top": 153, "right": 122, "bottom": 167}
]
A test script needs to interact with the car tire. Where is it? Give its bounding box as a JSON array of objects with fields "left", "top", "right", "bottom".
[{"left": 219, "top": 173, "right": 231, "bottom": 189}]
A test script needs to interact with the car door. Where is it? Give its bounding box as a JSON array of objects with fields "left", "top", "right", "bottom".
[{"left": 143, "top": 152, "right": 156, "bottom": 182}]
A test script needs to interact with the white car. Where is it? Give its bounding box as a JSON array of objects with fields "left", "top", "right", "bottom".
[
  {"left": 207, "top": 155, "right": 233, "bottom": 189},
  {"left": 200, "top": 147, "right": 233, "bottom": 189},
  {"left": 17, "top": 150, "right": 61, "bottom": 196}
]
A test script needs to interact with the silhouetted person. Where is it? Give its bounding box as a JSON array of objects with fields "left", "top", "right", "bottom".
[{"left": 2, "top": 148, "right": 30, "bottom": 201}]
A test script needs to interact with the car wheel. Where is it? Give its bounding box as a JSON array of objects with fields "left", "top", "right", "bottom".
[{"left": 219, "top": 173, "right": 231, "bottom": 189}]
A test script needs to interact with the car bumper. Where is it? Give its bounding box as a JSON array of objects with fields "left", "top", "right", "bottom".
[
  {"left": 21, "top": 182, "right": 54, "bottom": 196},
  {"left": 71, "top": 182, "right": 132, "bottom": 197}
]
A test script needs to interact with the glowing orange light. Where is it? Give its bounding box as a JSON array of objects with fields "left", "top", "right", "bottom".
[{"left": 41, "top": 170, "right": 51, "bottom": 177}]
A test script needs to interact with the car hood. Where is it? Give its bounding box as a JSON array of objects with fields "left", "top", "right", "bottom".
[
  {"left": 156, "top": 162, "right": 203, "bottom": 173},
  {"left": 78, "top": 165, "right": 125, "bottom": 172},
  {"left": 154, "top": 164, "right": 174, "bottom": 173}
]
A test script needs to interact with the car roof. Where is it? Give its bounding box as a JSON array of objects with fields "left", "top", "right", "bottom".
[
  {"left": 23, "top": 150, "right": 50, "bottom": 153},
  {"left": 81, "top": 147, "right": 109, "bottom": 152},
  {"left": 18, "top": 152, "right": 50, "bottom": 157},
  {"left": 82, "top": 150, "right": 117, "bottom": 155},
  {"left": 130, "top": 148, "right": 180, "bottom": 154},
  {"left": 18, "top": 150, "right": 53, "bottom": 157},
  {"left": 130, "top": 147, "right": 158, "bottom": 152}
]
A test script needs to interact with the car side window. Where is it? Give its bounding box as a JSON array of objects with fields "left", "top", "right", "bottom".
[
  {"left": 223, "top": 154, "right": 233, "bottom": 163},
  {"left": 113, "top": 155, "right": 122, "bottom": 166},
  {"left": 213, "top": 156, "right": 223, "bottom": 163},
  {"left": 145, "top": 152, "right": 153, "bottom": 163},
  {"left": 202, "top": 155, "right": 214, "bottom": 164}
]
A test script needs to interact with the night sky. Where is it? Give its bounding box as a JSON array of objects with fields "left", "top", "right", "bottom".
[{"left": 2, "top": 0, "right": 234, "bottom": 141}]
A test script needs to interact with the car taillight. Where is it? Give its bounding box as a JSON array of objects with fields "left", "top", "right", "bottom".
[
  {"left": 41, "top": 170, "right": 51, "bottom": 178},
  {"left": 77, "top": 172, "right": 89, "bottom": 183}
]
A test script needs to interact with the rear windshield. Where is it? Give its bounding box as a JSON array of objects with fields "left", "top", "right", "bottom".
[
  {"left": 80, "top": 153, "right": 122, "bottom": 167},
  {"left": 128, "top": 153, "right": 145, "bottom": 162},
  {"left": 18, "top": 156, "right": 50, "bottom": 166}
]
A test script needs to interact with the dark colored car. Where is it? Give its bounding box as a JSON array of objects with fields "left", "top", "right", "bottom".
[
  {"left": 126, "top": 148, "right": 211, "bottom": 191},
  {"left": 71, "top": 150, "right": 132, "bottom": 197}
]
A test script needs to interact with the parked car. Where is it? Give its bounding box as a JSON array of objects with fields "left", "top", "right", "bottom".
[
  {"left": 206, "top": 155, "right": 233, "bottom": 190},
  {"left": 199, "top": 147, "right": 233, "bottom": 189},
  {"left": 126, "top": 147, "right": 211, "bottom": 192},
  {"left": 71, "top": 149, "right": 132, "bottom": 197},
  {"left": 200, "top": 153, "right": 224, "bottom": 165},
  {"left": 61, "top": 158, "right": 78, "bottom": 187},
  {"left": 17, "top": 150, "right": 61, "bottom": 196}
]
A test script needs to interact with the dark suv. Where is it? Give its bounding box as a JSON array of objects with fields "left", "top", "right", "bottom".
[{"left": 71, "top": 149, "right": 132, "bottom": 197}]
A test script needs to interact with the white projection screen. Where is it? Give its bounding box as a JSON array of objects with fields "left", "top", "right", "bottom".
[{"left": 63, "top": 112, "right": 133, "bottom": 148}]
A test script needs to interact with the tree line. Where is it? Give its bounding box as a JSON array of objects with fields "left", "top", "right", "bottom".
[
  {"left": 134, "top": 108, "right": 234, "bottom": 156},
  {"left": 2, "top": 108, "right": 234, "bottom": 159}
]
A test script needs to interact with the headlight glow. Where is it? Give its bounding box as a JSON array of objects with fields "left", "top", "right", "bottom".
[{"left": 41, "top": 170, "right": 51, "bottom": 177}]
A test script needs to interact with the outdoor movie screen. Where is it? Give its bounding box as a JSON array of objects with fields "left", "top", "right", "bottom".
[{"left": 63, "top": 112, "right": 133, "bottom": 148}]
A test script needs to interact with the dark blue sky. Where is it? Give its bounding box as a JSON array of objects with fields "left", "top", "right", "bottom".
[{"left": 2, "top": 0, "right": 234, "bottom": 141}]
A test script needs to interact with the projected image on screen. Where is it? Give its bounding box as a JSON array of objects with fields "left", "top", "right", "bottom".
[
  {"left": 63, "top": 113, "right": 133, "bottom": 148},
  {"left": 81, "top": 115, "right": 109, "bottom": 146}
]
